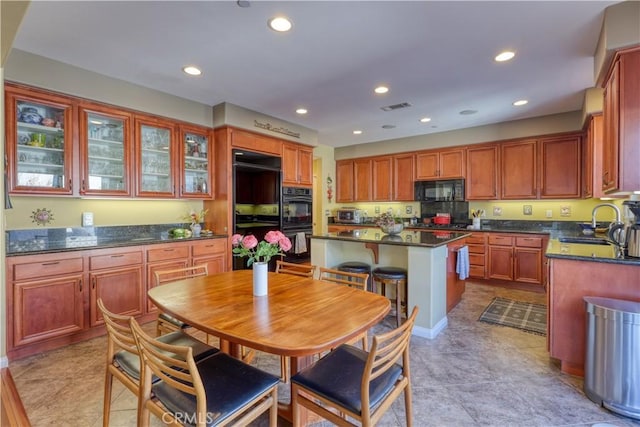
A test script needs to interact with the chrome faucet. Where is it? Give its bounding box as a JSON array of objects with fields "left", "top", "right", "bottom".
[{"left": 591, "top": 203, "right": 622, "bottom": 228}]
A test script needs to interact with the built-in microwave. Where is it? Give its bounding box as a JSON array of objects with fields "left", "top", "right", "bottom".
[{"left": 414, "top": 179, "right": 465, "bottom": 202}]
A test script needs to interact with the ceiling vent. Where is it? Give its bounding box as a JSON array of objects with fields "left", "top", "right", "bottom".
[{"left": 380, "top": 102, "right": 411, "bottom": 112}]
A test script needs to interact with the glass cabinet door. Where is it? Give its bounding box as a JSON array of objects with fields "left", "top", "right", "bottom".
[
  {"left": 80, "top": 106, "right": 131, "bottom": 195},
  {"left": 181, "top": 125, "right": 212, "bottom": 198},
  {"left": 7, "top": 88, "right": 73, "bottom": 195},
  {"left": 136, "top": 118, "right": 176, "bottom": 197}
]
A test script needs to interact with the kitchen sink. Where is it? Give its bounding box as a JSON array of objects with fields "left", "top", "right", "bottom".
[{"left": 558, "top": 237, "right": 611, "bottom": 245}]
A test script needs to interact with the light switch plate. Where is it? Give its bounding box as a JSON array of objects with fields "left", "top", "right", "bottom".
[
  {"left": 405, "top": 206, "right": 412, "bottom": 214},
  {"left": 82, "top": 212, "right": 94, "bottom": 227},
  {"left": 523, "top": 205, "right": 532, "bottom": 215},
  {"left": 560, "top": 206, "right": 571, "bottom": 217},
  {"left": 493, "top": 206, "right": 502, "bottom": 216},
  {"left": 546, "top": 209, "right": 553, "bottom": 218}
]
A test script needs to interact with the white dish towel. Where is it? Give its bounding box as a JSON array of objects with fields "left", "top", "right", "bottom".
[
  {"left": 456, "top": 245, "right": 470, "bottom": 280},
  {"left": 294, "top": 232, "right": 307, "bottom": 254}
]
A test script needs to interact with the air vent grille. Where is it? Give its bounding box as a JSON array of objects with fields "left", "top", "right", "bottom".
[{"left": 381, "top": 102, "right": 412, "bottom": 112}]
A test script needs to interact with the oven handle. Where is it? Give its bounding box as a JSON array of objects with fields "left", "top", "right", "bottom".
[{"left": 282, "top": 196, "right": 313, "bottom": 203}]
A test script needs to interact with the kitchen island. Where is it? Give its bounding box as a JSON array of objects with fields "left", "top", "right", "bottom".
[{"left": 311, "top": 228, "right": 469, "bottom": 339}]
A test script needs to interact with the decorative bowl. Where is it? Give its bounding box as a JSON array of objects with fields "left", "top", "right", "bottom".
[{"left": 380, "top": 223, "right": 403, "bottom": 235}]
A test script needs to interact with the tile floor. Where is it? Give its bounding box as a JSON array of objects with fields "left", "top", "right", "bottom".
[{"left": 9, "top": 282, "right": 640, "bottom": 426}]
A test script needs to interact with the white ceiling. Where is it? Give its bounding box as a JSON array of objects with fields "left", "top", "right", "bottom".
[{"left": 11, "top": 1, "right": 618, "bottom": 147}]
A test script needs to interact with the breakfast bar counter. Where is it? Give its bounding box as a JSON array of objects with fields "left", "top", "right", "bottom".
[{"left": 312, "top": 229, "right": 469, "bottom": 339}]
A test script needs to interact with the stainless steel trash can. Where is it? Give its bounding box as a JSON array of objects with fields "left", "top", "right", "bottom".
[{"left": 584, "top": 296, "right": 640, "bottom": 420}]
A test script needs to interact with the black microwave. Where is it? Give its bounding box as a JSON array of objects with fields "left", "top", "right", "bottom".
[{"left": 414, "top": 179, "right": 465, "bottom": 201}]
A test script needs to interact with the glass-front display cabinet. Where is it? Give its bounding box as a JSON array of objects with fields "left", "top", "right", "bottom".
[
  {"left": 135, "top": 117, "right": 176, "bottom": 197},
  {"left": 180, "top": 125, "right": 212, "bottom": 198},
  {"left": 5, "top": 85, "right": 74, "bottom": 195},
  {"left": 79, "top": 104, "right": 132, "bottom": 196}
]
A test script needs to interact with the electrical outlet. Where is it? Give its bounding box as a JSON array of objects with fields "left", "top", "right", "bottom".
[
  {"left": 374, "top": 206, "right": 380, "bottom": 214},
  {"left": 546, "top": 209, "right": 553, "bottom": 218},
  {"left": 405, "top": 206, "right": 412, "bottom": 214},
  {"left": 325, "top": 210, "right": 330, "bottom": 216},
  {"left": 523, "top": 205, "right": 532, "bottom": 215},
  {"left": 560, "top": 206, "right": 571, "bottom": 217},
  {"left": 493, "top": 206, "right": 502, "bottom": 216},
  {"left": 82, "top": 212, "right": 94, "bottom": 227}
]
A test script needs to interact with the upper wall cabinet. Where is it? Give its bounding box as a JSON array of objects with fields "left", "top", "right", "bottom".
[
  {"left": 415, "top": 148, "right": 465, "bottom": 180},
  {"left": 500, "top": 140, "right": 537, "bottom": 199},
  {"left": 5, "top": 84, "right": 74, "bottom": 195},
  {"left": 372, "top": 156, "right": 392, "bottom": 201},
  {"left": 538, "top": 134, "right": 582, "bottom": 199},
  {"left": 335, "top": 159, "right": 354, "bottom": 202},
  {"left": 230, "top": 128, "right": 282, "bottom": 156},
  {"left": 466, "top": 144, "right": 499, "bottom": 200},
  {"left": 583, "top": 113, "right": 603, "bottom": 199},
  {"left": 393, "top": 153, "right": 415, "bottom": 201},
  {"left": 353, "top": 158, "right": 373, "bottom": 202},
  {"left": 602, "top": 47, "right": 640, "bottom": 194},
  {"left": 79, "top": 103, "right": 133, "bottom": 196},
  {"left": 135, "top": 116, "right": 177, "bottom": 198},
  {"left": 180, "top": 124, "right": 213, "bottom": 198},
  {"left": 282, "top": 142, "right": 313, "bottom": 188}
]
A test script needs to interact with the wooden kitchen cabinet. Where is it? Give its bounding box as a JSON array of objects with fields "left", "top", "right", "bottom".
[
  {"left": 372, "top": 156, "right": 392, "bottom": 201},
  {"left": 488, "top": 233, "right": 545, "bottom": 287},
  {"left": 501, "top": 140, "right": 537, "bottom": 199},
  {"left": 146, "top": 243, "right": 190, "bottom": 312},
  {"left": 78, "top": 102, "right": 133, "bottom": 196},
  {"left": 5, "top": 83, "right": 75, "bottom": 195},
  {"left": 282, "top": 142, "right": 313, "bottom": 187},
  {"left": 88, "top": 247, "right": 144, "bottom": 326},
  {"left": 602, "top": 47, "right": 640, "bottom": 194},
  {"left": 335, "top": 159, "right": 354, "bottom": 202},
  {"left": 582, "top": 113, "right": 603, "bottom": 199},
  {"left": 7, "top": 253, "right": 85, "bottom": 348},
  {"left": 393, "top": 153, "right": 415, "bottom": 201},
  {"left": 179, "top": 124, "right": 213, "bottom": 198},
  {"left": 230, "top": 128, "right": 282, "bottom": 156},
  {"left": 192, "top": 239, "right": 227, "bottom": 275},
  {"left": 415, "top": 148, "right": 465, "bottom": 180},
  {"left": 353, "top": 158, "right": 372, "bottom": 202},
  {"left": 539, "top": 134, "right": 582, "bottom": 198},
  {"left": 466, "top": 144, "right": 499, "bottom": 200},
  {"left": 465, "top": 233, "right": 487, "bottom": 279},
  {"left": 135, "top": 115, "right": 178, "bottom": 198}
]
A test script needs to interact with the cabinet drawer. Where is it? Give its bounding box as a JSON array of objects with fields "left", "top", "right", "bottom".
[
  {"left": 147, "top": 245, "right": 190, "bottom": 262},
  {"left": 469, "top": 253, "right": 485, "bottom": 266},
  {"left": 13, "top": 257, "right": 84, "bottom": 281},
  {"left": 192, "top": 239, "right": 226, "bottom": 257},
  {"left": 89, "top": 251, "right": 143, "bottom": 270},
  {"left": 488, "top": 235, "right": 514, "bottom": 246},
  {"left": 467, "top": 244, "right": 485, "bottom": 254},
  {"left": 466, "top": 234, "right": 486, "bottom": 245},
  {"left": 516, "top": 236, "right": 543, "bottom": 248},
  {"left": 469, "top": 265, "right": 485, "bottom": 278}
]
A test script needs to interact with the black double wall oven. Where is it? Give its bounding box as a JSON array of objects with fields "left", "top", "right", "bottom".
[{"left": 281, "top": 187, "right": 312, "bottom": 264}]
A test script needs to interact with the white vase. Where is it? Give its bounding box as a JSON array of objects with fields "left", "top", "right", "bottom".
[
  {"left": 253, "top": 262, "right": 268, "bottom": 296},
  {"left": 190, "top": 222, "right": 202, "bottom": 237}
]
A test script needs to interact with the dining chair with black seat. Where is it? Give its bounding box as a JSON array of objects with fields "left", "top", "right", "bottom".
[
  {"left": 291, "top": 306, "right": 419, "bottom": 427},
  {"left": 275, "top": 260, "right": 318, "bottom": 383},
  {"left": 129, "top": 317, "right": 280, "bottom": 427},
  {"left": 154, "top": 265, "right": 209, "bottom": 336},
  {"left": 97, "top": 298, "right": 218, "bottom": 427},
  {"left": 275, "top": 260, "right": 317, "bottom": 278},
  {"left": 318, "top": 267, "right": 370, "bottom": 351}
]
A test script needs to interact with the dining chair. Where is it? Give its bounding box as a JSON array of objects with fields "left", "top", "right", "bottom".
[
  {"left": 318, "top": 267, "right": 370, "bottom": 351},
  {"left": 97, "top": 298, "right": 217, "bottom": 427},
  {"left": 129, "top": 317, "right": 280, "bottom": 427},
  {"left": 275, "top": 260, "right": 317, "bottom": 383},
  {"left": 154, "top": 265, "right": 208, "bottom": 336},
  {"left": 291, "top": 306, "right": 419, "bottom": 427},
  {"left": 275, "top": 260, "right": 317, "bottom": 278}
]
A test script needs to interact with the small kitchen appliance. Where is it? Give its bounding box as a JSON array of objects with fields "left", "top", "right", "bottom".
[
  {"left": 623, "top": 200, "right": 640, "bottom": 258},
  {"left": 336, "top": 208, "right": 363, "bottom": 224}
]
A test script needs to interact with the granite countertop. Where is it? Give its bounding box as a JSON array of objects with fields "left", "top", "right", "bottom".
[
  {"left": 545, "top": 238, "right": 640, "bottom": 266},
  {"left": 313, "top": 228, "right": 469, "bottom": 248}
]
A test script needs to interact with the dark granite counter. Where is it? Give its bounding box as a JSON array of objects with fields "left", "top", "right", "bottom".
[
  {"left": 313, "top": 228, "right": 469, "bottom": 248},
  {"left": 6, "top": 224, "right": 227, "bottom": 256},
  {"left": 545, "top": 239, "right": 640, "bottom": 266}
]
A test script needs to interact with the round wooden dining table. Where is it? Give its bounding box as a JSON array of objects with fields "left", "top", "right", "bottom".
[{"left": 147, "top": 269, "right": 390, "bottom": 424}]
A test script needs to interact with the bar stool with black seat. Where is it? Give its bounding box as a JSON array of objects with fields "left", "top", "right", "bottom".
[
  {"left": 97, "top": 298, "right": 218, "bottom": 427},
  {"left": 372, "top": 266, "right": 408, "bottom": 327},
  {"left": 336, "top": 261, "right": 372, "bottom": 292}
]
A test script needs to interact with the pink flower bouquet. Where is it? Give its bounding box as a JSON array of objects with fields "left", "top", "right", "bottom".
[{"left": 231, "top": 230, "right": 292, "bottom": 266}]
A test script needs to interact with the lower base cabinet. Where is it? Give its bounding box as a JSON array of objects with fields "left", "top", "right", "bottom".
[
  {"left": 5, "top": 237, "right": 228, "bottom": 360},
  {"left": 484, "top": 232, "right": 546, "bottom": 288}
]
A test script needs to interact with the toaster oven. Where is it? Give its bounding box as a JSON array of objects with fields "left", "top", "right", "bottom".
[{"left": 336, "top": 208, "right": 362, "bottom": 224}]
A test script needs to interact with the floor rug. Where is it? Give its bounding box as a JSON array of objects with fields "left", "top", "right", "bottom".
[{"left": 478, "top": 297, "right": 547, "bottom": 336}]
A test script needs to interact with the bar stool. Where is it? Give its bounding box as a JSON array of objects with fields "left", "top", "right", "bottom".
[
  {"left": 337, "top": 261, "right": 372, "bottom": 292},
  {"left": 372, "top": 266, "right": 408, "bottom": 326}
]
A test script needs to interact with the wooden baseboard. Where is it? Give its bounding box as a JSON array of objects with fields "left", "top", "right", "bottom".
[{"left": 1, "top": 368, "right": 31, "bottom": 427}]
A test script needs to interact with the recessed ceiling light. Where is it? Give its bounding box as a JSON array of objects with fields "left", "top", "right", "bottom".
[
  {"left": 182, "top": 66, "right": 202, "bottom": 76},
  {"left": 268, "top": 16, "right": 292, "bottom": 32},
  {"left": 459, "top": 109, "right": 478, "bottom": 115},
  {"left": 296, "top": 108, "right": 308, "bottom": 115},
  {"left": 419, "top": 117, "right": 432, "bottom": 123},
  {"left": 353, "top": 130, "right": 363, "bottom": 135},
  {"left": 374, "top": 86, "right": 389, "bottom": 94},
  {"left": 513, "top": 99, "right": 528, "bottom": 106},
  {"left": 495, "top": 51, "right": 515, "bottom": 62}
]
